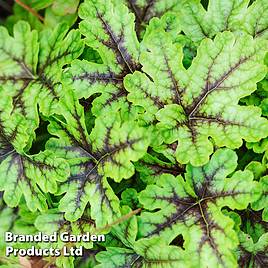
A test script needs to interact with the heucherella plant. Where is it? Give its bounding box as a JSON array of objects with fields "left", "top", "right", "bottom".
[
  {"left": 126, "top": 30, "right": 268, "bottom": 165},
  {"left": 0, "top": 95, "right": 69, "bottom": 211},
  {"left": 161, "top": 0, "right": 268, "bottom": 42},
  {"left": 46, "top": 91, "right": 150, "bottom": 226},
  {"left": 0, "top": 0, "right": 268, "bottom": 267},
  {"left": 0, "top": 21, "right": 83, "bottom": 135},
  {"left": 138, "top": 149, "right": 261, "bottom": 267}
]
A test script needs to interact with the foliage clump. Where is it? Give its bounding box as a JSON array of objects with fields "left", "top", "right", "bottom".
[{"left": 0, "top": 0, "right": 268, "bottom": 267}]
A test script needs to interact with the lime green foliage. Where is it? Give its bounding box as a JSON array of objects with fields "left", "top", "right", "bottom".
[
  {"left": 252, "top": 176, "right": 268, "bottom": 221},
  {"left": 96, "top": 206, "right": 188, "bottom": 267},
  {"left": 238, "top": 231, "right": 268, "bottom": 267},
  {"left": 0, "top": 21, "right": 84, "bottom": 134},
  {"left": 0, "top": 193, "right": 17, "bottom": 254},
  {"left": 0, "top": 97, "right": 69, "bottom": 211},
  {"left": 46, "top": 92, "right": 150, "bottom": 225},
  {"left": 126, "top": 30, "right": 268, "bottom": 165},
  {"left": 138, "top": 149, "right": 261, "bottom": 267},
  {"left": 1, "top": 0, "right": 268, "bottom": 267},
  {"left": 233, "top": 0, "right": 268, "bottom": 40},
  {"left": 44, "top": 0, "right": 80, "bottom": 28},
  {"left": 0, "top": 198, "right": 38, "bottom": 260},
  {"left": 168, "top": 0, "right": 268, "bottom": 42},
  {"left": 64, "top": 0, "right": 142, "bottom": 119},
  {"left": 35, "top": 208, "right": 95, "bottom": 249}
]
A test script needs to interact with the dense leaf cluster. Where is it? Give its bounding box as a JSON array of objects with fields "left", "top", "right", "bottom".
[{"left": 0, "top": 0, "right": 268, "bottom": 267}]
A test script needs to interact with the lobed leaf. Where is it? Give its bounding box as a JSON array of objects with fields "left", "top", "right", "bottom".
[
  {"left": 252, "top": 176, "right": 268, "bottom": 221},
  {"left": 170, "top": 0, "right": 268, "bottom": 42},
  {"left": 123, "top": 0, "right": 182, "bottom": 37},
  {"left": 35, "top": 208, "right": 95, "bottom": 249},
  {"left": 0, "top": 102, "right": 69, "bottom": 211},
  {"left": 47, "top": 91, "right": 150, "bottom": 225},
  {"left": 230, "top": 0, "right": 268, "bottom": 40},
  {"left": 138, "top": 149, "right": 261, "bottom": 268},
  {"left": 238, "top": 231, "right": 268, "bottom": 267},
  {"left": 96, "top": 237, "right": 187, "bottom": 268},
  {"left": 126, "top": 30, "right": 268, "bottom": 165},
  {"left": 64, "top": 0, "right": 184, "bottom": 121},
  {"left": 0, "top": 21, "right": 84, "bottom": 137}
]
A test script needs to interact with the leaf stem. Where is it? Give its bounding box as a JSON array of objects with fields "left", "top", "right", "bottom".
[
  {"left": 15, "top": 0, "right": 44, "bottom": 22},
  {"left": 94, "top": 208, "right": 142, "bottom": 233}
]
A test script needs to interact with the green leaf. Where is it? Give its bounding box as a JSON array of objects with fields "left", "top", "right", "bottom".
[
  {"left": 135, "top": 153, "right": 184, "bottom": 184},
  {"left": 245, "top": 161, "right": 266, "bottom": 180},
  {"left": 21, "top": 0, "right": 54, "bottom": 10},
  {"left": 247, "top": 138, "right": 268, "bottom": 154},
  {"left": 95, "top": 247, "right": 139, "bottom": 268},
  {"left": 44, "top": 6, "right": 78, "bottom": 28},
  {"left": 0, "top": 149, "right": 69, "bottom": 211},
  {"left": 55, "top": 256, "right": 75, "bottom": 268},
  {"left": 166, "top": 0, "right": 268, "bottom": 43},
  {"left": 47, "top": 91, "right": 150, "bottom": 225},
  {"left": 138, "top": 149, "right": 261, "bottom": 268},
  {"left": 63, "top": 0, "right": 142, "bottom": 119},
  {"left": 0, "top": 193, "right": 18, "bottom": 252},
  {"left": 238, "top": 231, "right": 268, "bottom": 267},
  {"left": 121, "top": 189, "right": 140, "bottom": 209},
  {"left": 112, "top": 206, "right": 138, "bottom": 248},
  {"left": 96, "top": 237, "right": 187, "bottom": 268},
  {"left": 133, "top": 238, "right": 188, "bottom": 268},
  {"left": 175, "top": 0, "right": 249, "bottom": 42},
  {"left": 125, "top": 30, "right": 268, "bottom": 165},
  {"left": 233, "top": 0, "right": 268, "bottom": 39},
  {"left": 123, "top": 0, "right": 182, "bottom": 37},
  {"left": 35, "top": 208, "right": 95, "bottom": 249},
  {"left": 252, "top": 176, "right": 268, "bottom": 221},
  {"left": 0, "top": 21, "right": 84, "bottom": 135},
  {"left": 42, "top": 0, "right": 80, "bottom": 28},
  {"left": 0, "top": 100, "right": 69, "bottom": 211}
]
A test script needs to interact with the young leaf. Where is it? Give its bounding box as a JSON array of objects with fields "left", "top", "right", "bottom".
[
  {"left": 44, "top": 2, "right": 79, "bottom": 28},
  {"left": 47, "top": 91, "right": 150, "bottom": 225},
  {"left": 125, "top": 30, "right": 268, "bottom": 165},
  {"left": 138, "top": 149, "right": 261, "bottom": 268},
  {"left": 111, "top": 206, "right": 139, "bottom": 249},
  {"left": 51, "top": 0, "right": 79, "bottom": 16},
  {"left": 0, "top": 21, "right": 84, "bottom": 133}
]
